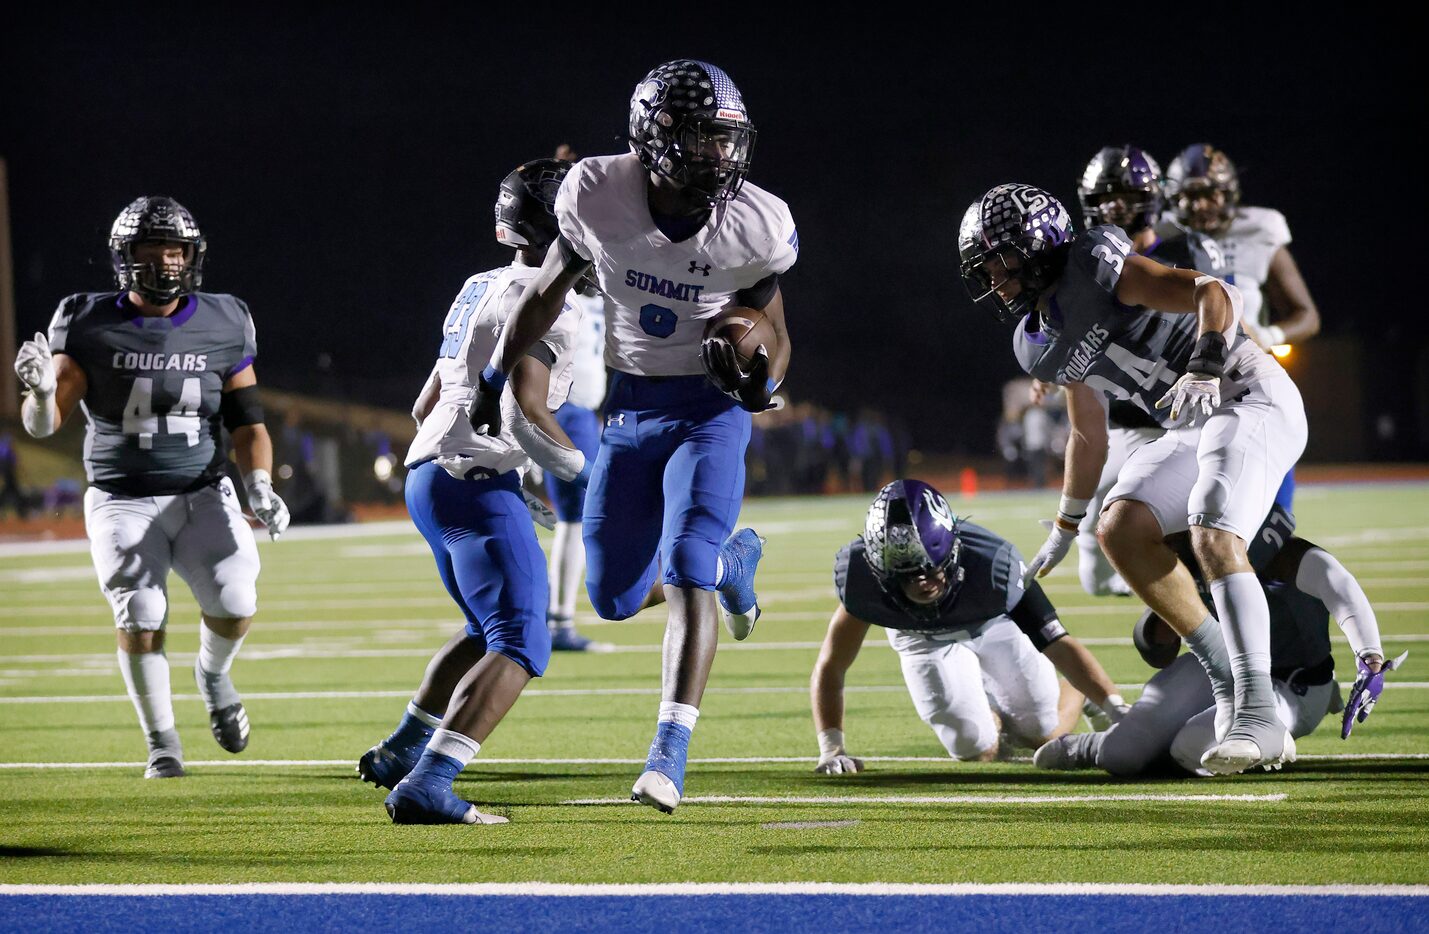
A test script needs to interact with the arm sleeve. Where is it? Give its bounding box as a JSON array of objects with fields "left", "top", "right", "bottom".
[
  {"left": 1007, "top": 581, "right": 1069, "bottom": 652},
  {"left": 501, "top": 388, "right": 586, "bottom": 482}
]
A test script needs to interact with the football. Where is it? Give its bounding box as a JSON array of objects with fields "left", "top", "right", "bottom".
[{"left": 703, "top": 306, "right": 777, "bottom": 367}]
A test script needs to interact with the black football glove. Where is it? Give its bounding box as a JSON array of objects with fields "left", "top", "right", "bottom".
[
  {"left": 701, "top": 338, "right": 776, "bottom": 412},
  {"left": 466, "top": 366, "right": 506, "bottom": 437}
]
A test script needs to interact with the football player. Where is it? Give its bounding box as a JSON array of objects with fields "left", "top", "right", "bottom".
[
  {"left": 959, "top": 183, "right": 1307, "bottom": 775},
  {"left": 1166, "top": 144, "right": 1319, "bottom": 510},
  {"left": 358, "top": 159, "right": 586, "bottom": 825},
  {"left": 810, "top": 480, "right": 1129, "bottom": 772},
  {"left": 466, "top": 61, "right": 797, "bottom": 813},
  {"left": 12, "top": 196, "right": 288, "bottom": 778},
  {"left": 539, "top": 145, "right": 610, "bottom": 653},
  {"left": 1034, "top": 505, "right": 1401, "bottom": 776},
  {"left": 1069, "top": 146, "right": 1227, "bottom": 598}
]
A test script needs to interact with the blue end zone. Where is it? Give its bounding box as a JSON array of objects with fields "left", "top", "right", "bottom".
[{"left": 2, "top": 894, "right": 1424, "bottom": 934}]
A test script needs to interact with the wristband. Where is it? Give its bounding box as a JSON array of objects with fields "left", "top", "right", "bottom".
[
  {"left": 1188, "top": 331, "right": 1228, "bottom": 379},
  {"left": 575, "top": 458, "right": 594, "bottom": 488},
  {"left": 1057, "top": 494, "right": 1090, "bottom": 524},
  {"left": 480, "top": 365, "right": 508, "bottom": 391},
  {"left": 817, "top": 728, "right": 845, "bottom": 759}
]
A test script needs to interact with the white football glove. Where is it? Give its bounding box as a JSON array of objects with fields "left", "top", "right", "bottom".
[
  {"left": 1241, "top": 320, "right": 1280, "bottom": 352},
  {"left": 1155, "top": 372, "right": 1221, "bottom": 424},
  {"left": 14, "top": 332, "right": 56, "bottom": 397},
  {"left": 245, "top": 469, "right": 291, "bottom": 541},
  {"left": 1023, "top": 518, "right": 1077, "bottom": 586},
  {"left": 814, "top": 728, "right": 864, "bottom": 775}
]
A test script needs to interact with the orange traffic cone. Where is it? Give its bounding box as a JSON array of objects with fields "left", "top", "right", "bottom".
[{"left": 959, "top": 467, "right": 978, "bottom": 499}]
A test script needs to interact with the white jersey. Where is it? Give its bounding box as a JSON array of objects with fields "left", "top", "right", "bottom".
[
  {"left": 565, "top": 290, "right": 608, "bottom": 411},
  {"left": 1219, "top": 206, "right": 1292, "bottom": 328},
  {"left": 555, "top": 152, "right": 798, "bottom": 377},
  {"left": 405, "top": 263, "right": 580, "bottom": 471}
]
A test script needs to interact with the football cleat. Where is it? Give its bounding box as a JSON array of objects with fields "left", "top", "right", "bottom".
[
  {"left": 632, "top": 721, "right": 690, "bottom": 814},
  {"left": 1032, "top": 734, "right": 1095, "bottom": 771},
  {"left": 1201, "top": 729, "right": 1296, "bottom": 776},
  {"left": 207, "top": 703, "right": 250, "bottom": 754},
  {"left": 357, "top": 741, "right": 423, "bottom": 790},
  {"left": 550, "top": 627, "right": 596, "bottom": 652},
  {"left": 717, "top": 528, "right": 765, "bottom": 641},
  {"left": 144, "top": 728, "right": 185, "bottom": 779},
  {"left": 384, "top": 778, "right": 508, "bottom": 825}
]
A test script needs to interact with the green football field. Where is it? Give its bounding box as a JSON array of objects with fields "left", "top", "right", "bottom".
[{"left": 1, "top": 484, "right": 1426, "bottom": 886}]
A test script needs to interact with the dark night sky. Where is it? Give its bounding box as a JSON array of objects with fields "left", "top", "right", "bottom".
[{"left": 2, "top": 10, "right": 1419, "bottom": 455}]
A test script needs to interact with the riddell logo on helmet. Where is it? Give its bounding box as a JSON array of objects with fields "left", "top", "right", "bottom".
[{"left": 716, "top": 108, "right": 745, "bottom": 121}]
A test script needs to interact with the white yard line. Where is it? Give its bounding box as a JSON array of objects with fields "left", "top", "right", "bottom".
[
  {"left": 3, "top": 882, "right": 1427, "bottom": 896},
  {"left": 566, "top": 793, "right": 1289, "bottom": 805}
]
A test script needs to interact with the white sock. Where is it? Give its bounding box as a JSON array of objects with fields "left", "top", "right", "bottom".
[
  {"left": 427, "top": 728, "right": 480, "bottom": 766},
  {"left": 549, "top": 522, "right": 585, "bottom": 627},
  {"left": 198, "top": 625, "right": 244, "bottom": 676},
  {"left": 407, "top": 701, "right": 443, "bottom": 727},
  {"left": 1209, "top": 572, "right": 1276, "bottom": 721},
  {"left": 658, "top": 701, "right": 700, "bottom": 731},
  {"left": 1296, "top": 547, "right": 1382, "bottom": 657},
  {"left": 118, "top": 649, "right": 175, "bottom": 735}
]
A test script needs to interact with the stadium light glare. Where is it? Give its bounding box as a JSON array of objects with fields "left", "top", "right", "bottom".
[{"left": 1272, "top": 344, "right": 1293, "bottom": 359}]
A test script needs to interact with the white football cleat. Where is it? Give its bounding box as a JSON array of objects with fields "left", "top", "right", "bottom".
[
  {"left": 1201, "top": 729, "right": 1296, "bottom": 775},
  {"left": 631, "top": 770, "right": 682, "bottom": 814}
]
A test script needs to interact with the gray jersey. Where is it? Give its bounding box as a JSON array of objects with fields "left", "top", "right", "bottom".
[
  {"left": 834, "top": 521, "right": 1026, "bottom": 636},
  {"left": 48, "top": 291, "right": 256, "bottom": 496},
  {"left": 1014, "top": 225, "right": 1273, "bottom": 427}
]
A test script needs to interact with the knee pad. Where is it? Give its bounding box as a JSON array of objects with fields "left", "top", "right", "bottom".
[
  {"left": 210, "top": 583, "right": 257, "bottom": 621},
  {"left": 114, "top": 587, "right": 167, "bottom": 632},
  {"left": 586, "top": 579, "right": 646, "bottom": 621},
  {"left": 663, "top": 534, "right": 719, "bottom": 591}
]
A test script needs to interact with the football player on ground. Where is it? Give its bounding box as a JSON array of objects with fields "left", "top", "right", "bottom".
[
  {"left": 1068, "top": 145, "right": 1227, "bottom": 598},
  {"left": 959, "top": 183, "right": 1307, "bottom": 775},
  {"left": 1034, "top": 504, "right": 1402, "bottom": 775},
  {"left": 539, "top": 144, "right": 609, "bottom": 653},
  {"left": 358, "top": 160, "right": 586, "bottom": 825},
  {"left": 12, "top": 196, "right": 287, "bottom": 778},
  {"left": 809, "top": 480, "right": 1129, "bottom": 772},
  {"left": 466, "top": 60, "right": 797, "bottom": 814},
  {"left": 1165, "top": 144, "right": 1320, "bottom": 511}
]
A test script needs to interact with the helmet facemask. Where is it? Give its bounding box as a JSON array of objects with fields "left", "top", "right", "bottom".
[
  {"left": 958, "top": 185, "right": 1073, "bottom": 326},
  {"left": 109, "top": 196, "right": 206, "bottom": 305}
]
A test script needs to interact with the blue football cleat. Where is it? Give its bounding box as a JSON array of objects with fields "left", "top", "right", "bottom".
[
  {"left": 716, "top": 528, "right": 765, "bottom": 641},
  {"left": 550, "top": 627, "right": 594, "bottom": 652},
  {"left": 384, "top": 777, "right": 508, "bottom": 825},
  {"left": 357, "top": 740, "right": 425, "bottom": 790},
  {"left": 632, "top": 721, "right": 691, "bottom": 814}
]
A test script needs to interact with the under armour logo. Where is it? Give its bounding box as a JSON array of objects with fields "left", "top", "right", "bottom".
[
  {"left": 688, "top": 260, "right": 711, "bottom": 277},
  {"left": 607, "top": 413, "right": 626, "bottom": 427}
]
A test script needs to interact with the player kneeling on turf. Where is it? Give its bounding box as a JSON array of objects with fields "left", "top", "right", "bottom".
[
  {"left": 810, "top": 480, "right": 1129, "bottom": 771},
  {"left": 12, "top": 196, "right": 287, "bottom": 778},
  {"left": 1034, "top": 505, "right": 1405, "bottom": 776},
  {"left": 357, "top": 159, "right": 590, "bottom": 825}
]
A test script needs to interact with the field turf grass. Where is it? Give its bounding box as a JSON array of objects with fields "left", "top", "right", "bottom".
[{"left": 1, "top": 484, "right": 1427, "bottom": 887}]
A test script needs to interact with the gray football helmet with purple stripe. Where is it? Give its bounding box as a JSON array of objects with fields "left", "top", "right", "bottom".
[
  {"left": 863, "top": 479, "right": 965, "bottom": 620},
  {"left": 628, "top": 59, "right": 756, "bottom": 206}
]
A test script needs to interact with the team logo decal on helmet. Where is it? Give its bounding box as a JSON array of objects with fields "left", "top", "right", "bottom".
[
  {"left": 494, "top": 158, "right": 573, "bottom": 250},
  {"left": 628, "top": 59, "right": 756, "bottom": 206},
  {"left": 1077, "top": 145, "right": 1164, "bottom": 233},
  {"left": 109, "top": 196, "right": 207, "bottom": 305},
  {"left": 1165, "top": 144, "right": 1240, "bottom": 234},
  {"left": 862, "top": 479, "right": 965, "bottom": 621},
  {"left": 958, "top": 183, "right": 1073, "bottom": 325}
]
